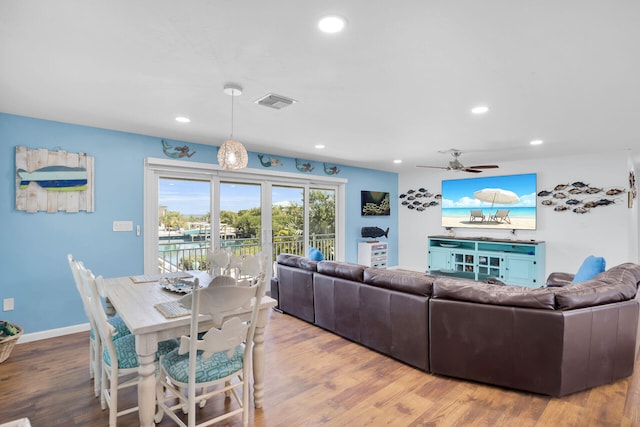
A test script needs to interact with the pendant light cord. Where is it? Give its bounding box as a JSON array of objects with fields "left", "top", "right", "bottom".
[{"left": 230, "top": 89, "right": 234, "bottom": 139}]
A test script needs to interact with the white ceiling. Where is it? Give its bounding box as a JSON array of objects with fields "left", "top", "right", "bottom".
[{"left": 2, "top": 1, "right": 639, "bottom": 172}]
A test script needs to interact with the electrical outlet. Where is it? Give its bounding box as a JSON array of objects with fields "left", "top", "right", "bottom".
[{"left": 3, "top": 298, "right": 14, "bottom": 311}]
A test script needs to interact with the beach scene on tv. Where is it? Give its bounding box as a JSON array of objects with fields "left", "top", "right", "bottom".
[{"left": 441, "top": 173, "right": 537, "bottom": 230}]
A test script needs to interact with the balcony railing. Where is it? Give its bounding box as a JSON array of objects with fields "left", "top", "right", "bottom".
[{"left": 157, "top": 234, "right": 335, "bottom": 274}]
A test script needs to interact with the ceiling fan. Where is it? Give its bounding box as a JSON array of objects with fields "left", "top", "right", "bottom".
[{"left": 417, "top": 150, "right": 499, "bottom": 173}]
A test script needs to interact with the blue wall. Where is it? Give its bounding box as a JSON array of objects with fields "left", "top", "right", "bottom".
[{"left": 0, "top": 113, "right": 397, "bottom": 334}]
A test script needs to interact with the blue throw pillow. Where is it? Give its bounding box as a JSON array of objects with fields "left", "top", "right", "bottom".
[
  {"left": 308, "top": 247, "right": 324, "bottom": 261},
  {"left": 572, "top": 256, "right": 606, "bottom": 283}
]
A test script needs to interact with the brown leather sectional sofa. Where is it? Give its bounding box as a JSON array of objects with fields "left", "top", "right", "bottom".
[{"left": 271, "top": 254, "right": 640, "bottom": 396}]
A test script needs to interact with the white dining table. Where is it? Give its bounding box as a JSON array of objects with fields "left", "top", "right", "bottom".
[{"left": 103, "top": 270, "right": 277, "bottom": 427}]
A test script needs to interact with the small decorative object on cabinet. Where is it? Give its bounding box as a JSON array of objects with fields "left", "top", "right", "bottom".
[
  {"left": 427, "top": 236, "right": 546, "bottom": 287},
  {"left": 0, "top": 321, "right": 23, "bottom": 363},
  {"left": 358, "top": 241, "right": 388, "bottom": 268}
]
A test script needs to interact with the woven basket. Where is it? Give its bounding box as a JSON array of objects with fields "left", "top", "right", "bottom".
[{"left": 0, "top": 324, "right": 23, "bottom": 363}]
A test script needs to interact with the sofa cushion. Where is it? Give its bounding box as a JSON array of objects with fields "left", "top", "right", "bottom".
[
  {"left": 276, "top": 253, "right": 318, "bottom": 272},
  {"left": 308, "top": 247, "right": 324, "bottom": 261},
  {"left": 316, "top": 261, "right": 365, "bottom": 282},
  {"left": 363, "top": 268, "right": 434, "bottom": 296},
  {"left": 555, "top": 263, "right": 640, "bottom": 310},
  {"left": 572, "top": 255, "right": 606, "bottom": 283},
  {"left": 432, "top": 277, "right": 556, "bottom": 310}
]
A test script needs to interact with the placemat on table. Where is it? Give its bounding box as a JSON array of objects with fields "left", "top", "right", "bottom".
[
  {"left": 154, "top": 301, "right": 191, "bottom": 318},
  {"left": 130, "top": 271, "right": 193, "bottom": 284}
]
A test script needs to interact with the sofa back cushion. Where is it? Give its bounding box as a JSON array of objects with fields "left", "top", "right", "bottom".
[
  {"left": 554, "top": 263, "right": 640, "bottom": 310},
  {"left": 363, "top": 268, "right": 434, "bottom": 296},
  {"left": 432, "top": 277, "right": 556, "bottom": 310},
  {"left": 317, "top": 261, "right": 365, "bottom": 282},
  {"left": 276, "top": 253, "right": 318, "bottom": 272}
]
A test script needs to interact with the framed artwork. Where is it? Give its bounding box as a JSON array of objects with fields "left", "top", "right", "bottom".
[
  {"left": 361, "top": 191, "right": 390, "bottom": 216},
  {"left": 15, "top": 146, "right": 94, "bottom": 213}
]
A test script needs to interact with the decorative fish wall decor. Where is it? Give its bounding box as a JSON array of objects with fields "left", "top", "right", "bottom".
[
  {"left": 295, "top": 159, "right": 315, "bottom": 173},
  {"left": 17, "top": 166, "right": 87, "bottom": 191},
  {"left": 537, "top": 179, "right": 625, "bottom": 214},
  {"left": 15, "top": 146, "right": 94, "bottom": 213},
  {"left": 258, "top": 154, "right": 283, "bottom": 168},
  {"left": 162, "top": 139, "right": 196, "bottom": 158},
  {"left": 361, "top": 226, "right": 389, "bottom": 239},
  {"left": 399, "top": 187, "right": 440, "bottom": 212}
]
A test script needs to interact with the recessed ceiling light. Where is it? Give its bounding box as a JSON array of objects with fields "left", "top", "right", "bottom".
[
  {"left": 318, "top": 15, "right": 346, "bottom": 33},
  {"left": 393, "top": 159, "right": 402, "bottom": 164},
  {"left": 530, "top": 139, "right": 544, "bottom": 145},
  {"left": 471, "top": 105, "right": 489, "bottom": 115},
  {"left": 175, "top": 116, "right": 191, "bottom": 123},
  {"left": 314, "top": 144, "right": 326, "bottom": 149}
]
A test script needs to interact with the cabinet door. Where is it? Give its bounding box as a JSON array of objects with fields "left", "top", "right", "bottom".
[
  {"left": 477, "top": 252, "right": 502, "bottom": 280},
  {"left": 504, "top": 254, "right": 536, "bottom": 287},
  {"left": 428, "top": 247, "right": 451, "bottom": 272}
]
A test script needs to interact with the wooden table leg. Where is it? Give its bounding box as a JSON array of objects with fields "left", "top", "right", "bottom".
[
  {"left": 136, "top": 336, "right": 158, "bottom": 427},
  {"left": 252, "top": 309, "right": 269, "bottom": 408}
]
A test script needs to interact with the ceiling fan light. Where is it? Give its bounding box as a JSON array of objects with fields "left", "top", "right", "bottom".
[{"left": 218, "top": 139, "right": 248, "bottom": 170}]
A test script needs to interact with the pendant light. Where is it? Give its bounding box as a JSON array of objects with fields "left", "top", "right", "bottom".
[{"left": 217, "top": 83, "right": 248, "bottom": 170}]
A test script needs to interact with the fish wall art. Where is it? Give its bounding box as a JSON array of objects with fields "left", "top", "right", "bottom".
[
  {"left": 16, "top": 146, "right": 95, "bottom": 213},
  {"left": 399, "top": 187, "right": 441, "bottom": 212},
  {"left": 161, "top": 139, "right": 196, "bottom": 158},
  {"left": 537, "top": 180, "right": 626, "bottom": 214}
]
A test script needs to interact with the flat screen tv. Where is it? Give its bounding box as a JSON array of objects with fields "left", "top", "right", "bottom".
[{"left": 441, "top": 173, "right": 537, "bottom": 230}]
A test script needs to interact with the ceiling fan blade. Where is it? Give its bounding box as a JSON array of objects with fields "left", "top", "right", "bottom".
[
  {"left": 416, "top": 165, "right": 448, "bottom": 169},
  {"left": 462, "top": 168, "right": 484, "bottom": 173},
  {"left": 468, "top": 165, "right": 499, "bottom": 169}
]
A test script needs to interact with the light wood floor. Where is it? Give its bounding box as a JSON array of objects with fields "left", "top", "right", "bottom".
[{"left": 2, "top": 310, "right": 640, "bottom": 426}]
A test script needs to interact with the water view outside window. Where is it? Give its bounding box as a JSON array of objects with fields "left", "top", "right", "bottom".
[{"left": 158, "top": 178, "right": 211, "bottom": 272}]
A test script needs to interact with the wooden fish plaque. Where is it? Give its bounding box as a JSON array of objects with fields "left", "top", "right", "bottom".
[{"left": 15, "top": 146, "right": 95, "bottom": 213}]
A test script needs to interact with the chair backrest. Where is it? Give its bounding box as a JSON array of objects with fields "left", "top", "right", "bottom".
[
  {"left": 68, "top": 254, "right": 95, "bottom": 324},
  {"left": 495, "top": 209, "right": 509, "bottom": 217},
  {"left": 207, "top": 275, "right": 237, "bottom": 287},
  {"left": 471, "top": 210, "right": 483, "bottom": 216},
  {"left": 83, "top": 272, "right": 119, "bottom": 356},
  {"left": 177, "top": 271, "right": 267, "bottom": 362},
  {"left": 207, "top": 250, "right": 230, "bottom": 276}
]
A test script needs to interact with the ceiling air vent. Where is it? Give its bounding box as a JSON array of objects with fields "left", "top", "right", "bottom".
[{"left": 254, "top": 93, "right": 297, "bottom": 110}]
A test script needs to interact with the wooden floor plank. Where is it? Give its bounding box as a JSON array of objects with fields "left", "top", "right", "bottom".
[{"left": 1, "top": 310, "right": 640, "bottom": 426}]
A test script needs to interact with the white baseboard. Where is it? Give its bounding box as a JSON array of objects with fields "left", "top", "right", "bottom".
[{"left": 17, "top": 323, "right": 90, "bottom": 344}]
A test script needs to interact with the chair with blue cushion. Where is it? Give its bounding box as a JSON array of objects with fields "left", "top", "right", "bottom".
[
  {"left": 155, "top": 266, "right": 267, "bottom": 427},
  {"left": 67, "top": 254, "right": 131, "bottom": 397},
  {"left": 86, "top": 272, "right": 178, "bottom": 427}
]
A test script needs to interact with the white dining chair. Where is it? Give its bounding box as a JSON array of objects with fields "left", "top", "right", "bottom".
[
  {"left": 85, "top": 271, "right": 179, "bottom": 427},
  {"left": 155, "top": 272, "right": 267, "bottom": 427},
  {"left": 67, "top": 254, "right": 131, "bottom": 397}
]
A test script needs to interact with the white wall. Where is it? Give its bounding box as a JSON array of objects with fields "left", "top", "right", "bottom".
[{"left": 398, "top": 150, "right": 639, "bottom": 276}]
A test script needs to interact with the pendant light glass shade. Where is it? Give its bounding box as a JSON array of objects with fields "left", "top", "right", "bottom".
[
  {"left": 218, "top": 82, "right": 248, "bottom": 170},
  {"left": 217, "top": 139, "right": 248, "bottom": 170}
]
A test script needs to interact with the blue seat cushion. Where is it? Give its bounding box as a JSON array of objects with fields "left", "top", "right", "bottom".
[
  {"left": 161, "top": 346, "right": 244, "bottom": 384},
  {"left": 103, "top": 335, "right": 179, "bottom": 369},
  {"left": 90, "top": 313, "right": 131, "bottom": 340},
  {"left": 572, "top": 255, "right": 606, "bottom": 283}
]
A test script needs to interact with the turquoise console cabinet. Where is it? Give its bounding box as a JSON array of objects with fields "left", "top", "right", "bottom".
[{"left": 427, "top": 235, "right": 546, "bottom": 287}]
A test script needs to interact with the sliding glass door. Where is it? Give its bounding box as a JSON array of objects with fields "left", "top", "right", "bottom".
[{"left": 144, "top": 158, "right": 344, "bottom": 275}]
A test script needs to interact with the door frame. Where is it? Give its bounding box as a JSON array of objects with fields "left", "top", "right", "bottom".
[{"left": 144, "top": 157, "right": 346, "bottom": 275}]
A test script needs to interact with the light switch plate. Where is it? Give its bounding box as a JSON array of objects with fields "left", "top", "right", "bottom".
[
  {"left": 113, "top": 221, "right": 133, "bottom": 232},
  {"left": 3, "top": 298, "right": 14, "bottom": 311}
]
